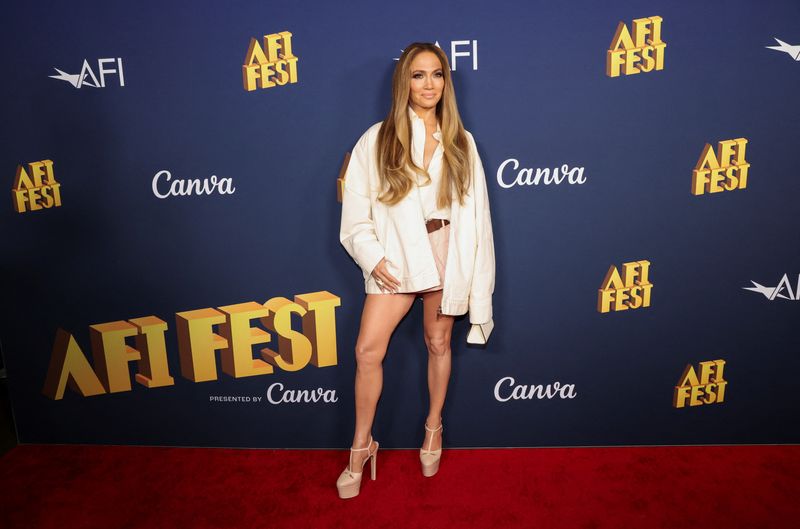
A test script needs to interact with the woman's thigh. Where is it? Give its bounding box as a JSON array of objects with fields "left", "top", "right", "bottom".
[
  {"left": 356, "top": 293, "right": 416, "bottom": 359},
  {"left": 420, "top": 290, "right": 455, "bottom": 353}
]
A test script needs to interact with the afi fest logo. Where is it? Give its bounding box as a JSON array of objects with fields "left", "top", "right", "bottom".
[
  {"left": 743, "top": 274, "right": 800, "bottom": 301},
  {"left": 606, "top": 16, "right": 665, "bottom": 77},
  {"left": 49, "top": 58, "right": 125, "bottom": 88},
  {"left": 12, "top": 160, "right": 62, "bottom": 213},
  {"left": 673, "top": 360, "right": 727, "bottom": 409},
  {"left": 243, "top": 31, "right": 298, "bottom": 91},
  {"left": 597, "top": 260, "right": 652, "bottom": 313},
  {"left": 394, "top": 40, "right": 479, "bottom": 70},
  {"left": 691, "top": 138, "right": 749, "bottom": 195},
  {"left": 43, "top": 291, "right": 341, "bottom": 400},
  {"left": 766, "top": 38, "right": 800, "bottom": 61}
]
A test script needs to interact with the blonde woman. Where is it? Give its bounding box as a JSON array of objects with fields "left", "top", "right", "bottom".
[{"left": 337, "top": 42, "right": 495, "bottom": 499}]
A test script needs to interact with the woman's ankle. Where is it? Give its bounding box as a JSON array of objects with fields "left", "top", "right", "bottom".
[
  {"left": 351, "top": 434, "right": 372, "bottom": 448},
  {"left": 425, "top": 416, "right": 442, "bottom": 428}
]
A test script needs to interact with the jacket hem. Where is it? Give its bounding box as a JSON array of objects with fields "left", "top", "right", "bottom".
[{"left": 364, "top": 270, "right": 441, "bottom": 294}]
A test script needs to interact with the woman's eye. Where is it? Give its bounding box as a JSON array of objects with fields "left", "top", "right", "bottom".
[
  {"left": 413, "top": 73, "right": 423, "bottom": 79},
  {"left": 435, "top": 72, "right": 443, "bottom": 77}
]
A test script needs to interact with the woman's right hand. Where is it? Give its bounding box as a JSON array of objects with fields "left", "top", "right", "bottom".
[{"left": 371, "top": 258, "right": 401, "bottom": 294}]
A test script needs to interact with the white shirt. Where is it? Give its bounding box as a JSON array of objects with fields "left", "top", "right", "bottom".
[
  {"left": 411, "top": 114, "right": 451, "bottom": 222},
  {"left": 339, "top": 106, "right": 495, "bottom": 325}
]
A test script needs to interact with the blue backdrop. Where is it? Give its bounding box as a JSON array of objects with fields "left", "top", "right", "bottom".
[{"left": 2, "top": 0, "right": 798, "bottom": 448}]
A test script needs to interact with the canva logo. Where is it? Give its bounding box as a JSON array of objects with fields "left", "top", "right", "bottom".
[
  {"left": 394, "top": 40, "right": 479, "bottom": 71},
  {"left": 606, "top": 16, "right": 665, "bottom": 77},
  {"left": 597, "top": 260, "right": 652, "bottom": 313},
  {"left": 266, "top": 382, "right": 338, "bottom": 404},
  {"left": 12, "top": 160, "right": 62, "bottom": 213},
  {"left": 243, "top": 31, "right": 298, "bottom": 91},
  {"left": 766, "top": 38, "right": 800, "bottom": 61},
  {"left": 691, "top": 138, "right": 749, "bottom": 195},
  {"left": 673, "top": 360, "right": 727, "bottom": 408},
  {"left": 43, "top": 291, "right": 342, "bottom": 400},
  {"left": 152, "top": 170, "right": 235, "bottom": 199},
  {"left": 496, "top": 159, "right": 586, "bottom": 189},
  {"left": 743, "top": 274, "right": 800, "bottom": 301},
  {"left": 493, "top": 376, "right": 577, "bottom": 402},
  {"left": 49, "top": 58, "right": 125, "bottom": 88}
]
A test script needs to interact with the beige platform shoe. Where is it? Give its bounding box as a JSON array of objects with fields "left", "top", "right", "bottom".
[
  {"left": 419, "top": 422, "right": 443, "bottom": 477},
  {"left": 336, "top": 436, "right": 379, "bottom": 499}
]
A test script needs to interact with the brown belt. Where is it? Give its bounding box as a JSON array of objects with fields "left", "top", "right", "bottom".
[{"left": 425, "top": 218, "right": 450, "bottom": 233}]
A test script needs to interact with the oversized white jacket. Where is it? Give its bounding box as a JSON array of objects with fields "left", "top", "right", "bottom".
[{"left": 340, "top": 106, "right": 495, "bottom": 325}]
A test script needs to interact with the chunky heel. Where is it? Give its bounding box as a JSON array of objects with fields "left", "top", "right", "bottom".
[
  {"left": 336, "top": 437, "right": 379, "bottom": 499},
  {"left": 419, "top": 422, "right": 443, "bottom": 477}
]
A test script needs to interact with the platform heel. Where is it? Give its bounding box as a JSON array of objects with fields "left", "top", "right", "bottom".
[
  {"left": 336, "top": 436, "right": 379, "bottom": 499},
  {"left": 419, "top": 422, "right": 443, "bottom": 477}
]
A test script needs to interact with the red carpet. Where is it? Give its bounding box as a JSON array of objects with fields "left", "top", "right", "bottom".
[{"left": 1, "top": 444, "right": 798, "bottom": 529}]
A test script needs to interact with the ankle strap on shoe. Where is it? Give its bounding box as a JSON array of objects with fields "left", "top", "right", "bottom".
[
  {"left": 423, "top": 423, "right": 442, "bottom": 453},
  {"left": 348, "top": 436, "right": 375, "bottom": 473}
]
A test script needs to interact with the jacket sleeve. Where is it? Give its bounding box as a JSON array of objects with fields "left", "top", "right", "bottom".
[
  {"left": 466, "top": 132, "right": 496, "bottom": 324},
  {"left": 339, "top": 130, "right": 386, "bottom": 279}
]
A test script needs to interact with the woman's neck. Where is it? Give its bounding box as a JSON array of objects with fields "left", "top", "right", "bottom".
[{"left": 409, "top": 104, "right": 438, "bottom": 128}]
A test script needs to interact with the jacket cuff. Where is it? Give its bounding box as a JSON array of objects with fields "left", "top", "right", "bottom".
[
  {"left": 468, "top": 296, "right": 493, "bottom": 324},
  {"left": 355, "top": 241, "right": 386, "bottom": 278}
]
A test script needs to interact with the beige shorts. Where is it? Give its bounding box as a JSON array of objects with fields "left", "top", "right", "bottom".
[{"left": 417, "top": 224, "right": 450, "bottom": 294}]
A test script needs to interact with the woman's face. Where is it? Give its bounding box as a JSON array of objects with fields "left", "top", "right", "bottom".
[{"left": 408, "top": 51, "right": 444, "bottom": 112}]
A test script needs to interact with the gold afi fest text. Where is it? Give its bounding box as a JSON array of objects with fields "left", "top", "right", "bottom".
[
  {"left": 597, "top": 260, "right": 653, "bottom": 313},
  {"left": 692, "top": 138, "right": 749, "bottom": 195},
  {"left": 12, "top": 160, "right": 61, "bottom": 213},
  {"left": 43, "top": 291, "right": 341, "bottom": 400},
  {"left": 606, "top": 16, "right": 665, "bottom": 77},
  {"left": 243, "top": 31, "right": 298, "bottom": 91},
  {"left": 673, "top": 360, "right": 727, "bottom": 408}
]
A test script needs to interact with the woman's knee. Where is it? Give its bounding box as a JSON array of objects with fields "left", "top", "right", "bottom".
[
  {"left": 354, "top": 341, "right": 384, "bottom": 368},
  {"left": 425, "top": 333, "right": 451, "bottom": 357}
]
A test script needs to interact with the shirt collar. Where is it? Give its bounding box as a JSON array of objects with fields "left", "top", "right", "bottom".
[{"left": 408, "top": 105, "right": 442, "bottom": 141}]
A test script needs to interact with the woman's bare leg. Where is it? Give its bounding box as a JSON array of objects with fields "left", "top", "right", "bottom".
[
  {"left": 349, "top": 292, "right": 416, "bottom": 469},
  {"left": 420, "top": 289, "right": 454, "bottom": 451}
]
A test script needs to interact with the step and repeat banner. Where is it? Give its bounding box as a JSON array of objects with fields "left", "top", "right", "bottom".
[{"left": 2, "top": 0, "right": 798, "bottom": 448}]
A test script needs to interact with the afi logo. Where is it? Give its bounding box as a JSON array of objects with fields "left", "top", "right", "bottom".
[
  {"left": 766, "top": 38, "right": 800, "bottom": 61},
  {"left": 49, "top": 58, "right": 125, "bottom": 88},
  {"left": 743, "top": 274, "right": 800, "bottom": 301},
  {"left": 394, "top": 40, "right": 479, "bottom": 70}
]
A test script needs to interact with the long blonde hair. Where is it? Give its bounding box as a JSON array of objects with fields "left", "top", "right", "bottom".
[{"left": 376, "top": 42, "right": 472, "bottom": 208}]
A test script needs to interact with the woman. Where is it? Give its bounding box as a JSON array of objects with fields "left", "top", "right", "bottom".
[{"left": 337, "top": 42, "right": 495, "bottom": 499}]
